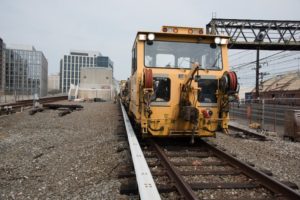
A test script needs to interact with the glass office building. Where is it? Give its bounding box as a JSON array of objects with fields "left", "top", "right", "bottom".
[
  {"left": 4, "top": 46, "right": 48, "bottom": 97},
  {"left": 96, "top": 56, "right": 114, "bottom": 69},
  {"left": 60, "top": 50, "right": 113, "bottom": 93}
]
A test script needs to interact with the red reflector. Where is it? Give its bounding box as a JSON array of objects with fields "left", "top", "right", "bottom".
[{"left": 201, "top": 110, "right": 210, "bottom": 118}]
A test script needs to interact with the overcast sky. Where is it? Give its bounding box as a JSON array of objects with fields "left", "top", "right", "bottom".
[{"left": 1, "top": 0, "right": 300, "bottom": 81}]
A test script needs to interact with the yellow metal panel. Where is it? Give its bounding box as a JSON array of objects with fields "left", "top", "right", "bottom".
[{"left": 127, "top": 26, "right": 235, "bottom": 138}]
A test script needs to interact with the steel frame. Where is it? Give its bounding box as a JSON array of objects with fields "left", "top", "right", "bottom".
[{"left": 206, "top": 18, "right": 300, "bottom": 50}]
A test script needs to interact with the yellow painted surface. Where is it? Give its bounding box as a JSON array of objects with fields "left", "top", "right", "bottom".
[{"left": 127, "top": 26, "right": 233, "bottom": 137}]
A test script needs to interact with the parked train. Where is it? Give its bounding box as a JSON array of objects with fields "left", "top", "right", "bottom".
[{"left": 121, "top": 26, "right": 239, "bottom": 140}]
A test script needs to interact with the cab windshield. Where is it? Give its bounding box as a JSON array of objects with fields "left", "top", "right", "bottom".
[{"left": 144, "top": 41, "right": 222, "bottom": 70}]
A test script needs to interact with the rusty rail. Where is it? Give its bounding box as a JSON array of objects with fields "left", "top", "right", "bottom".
[
  {"left": 229, "top": 124, "right": 267, "bottom": 141},
  {"left": 0, "top": 95, "right": 67, "bottom": 109},
  {"left": 202, "top": 140, "right": 300, "bottom": 199},
  {"left": 144, "top": 138, "right": 300, "bottom": 199},
  {"left": 150, "top": 139, "right": 198, "bottom": 200}
]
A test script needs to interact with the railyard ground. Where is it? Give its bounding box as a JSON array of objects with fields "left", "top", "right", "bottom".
[
  {"left": 0, "top": 101, "right": 129, "bottom": 199},
  {"left": 0, "top": 101, "right": 299, "bottom": 199}
]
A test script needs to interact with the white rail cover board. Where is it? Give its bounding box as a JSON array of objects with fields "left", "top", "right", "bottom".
[{"left": 121, "top": 103, "right": 161, "bottom": 200}]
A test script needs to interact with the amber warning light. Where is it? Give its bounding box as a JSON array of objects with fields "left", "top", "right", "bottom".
[{"left": 162, "top": 26, "right": 204, "bottom": 35}]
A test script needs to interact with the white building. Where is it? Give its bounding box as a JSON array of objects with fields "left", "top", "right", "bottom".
[
  {"left": 48, "top": 73, "right": 60, "bottom": 92},
  {"left": 60, "top": 50, "right": 114, "bottom": 93},
  {"left": 69, "top": 67, "right": 115, "bottom": 100}
]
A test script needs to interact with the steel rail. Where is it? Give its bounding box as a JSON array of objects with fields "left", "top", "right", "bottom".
[
  {"left": 228, "top": 124, "right": 267, "bottom": 141},
  {"left": 0, "top": 96, "right": 67, "bottom": 109},
  {"left": 120, "top": 103, "right": 161, "bottom": 200},
  {"left": 150, "top": 139, "right": 199, "bottom": 200},
  {"left": 202, "top": 140, "right": 300, "bottom": 199}
]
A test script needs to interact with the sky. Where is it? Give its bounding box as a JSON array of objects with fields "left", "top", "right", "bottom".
[{"left": 1, "top": 0, "right": 300, "bottom": 84}]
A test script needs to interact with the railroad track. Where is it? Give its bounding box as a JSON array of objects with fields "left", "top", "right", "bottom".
[
  {"left": 0, "top": 95, "right": 67, "bottom": 114},
  {"left": 119, "top": 103, "right": 300, "bottom": 200},
  {"left": 228, "top": 124, "right": 267, "bottom": 141}
]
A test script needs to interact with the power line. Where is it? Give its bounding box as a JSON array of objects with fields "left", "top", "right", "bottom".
[
  {"left": 228, "top": 50, "right": 249, "bottom": 58},
  {"left": 238, "top": 64, "right": 300, "bottom": 77},
  {"left": 235, "top": 55, "right": 300, "bottom": 74},
  {"left": 231, "top": 50, "right": 297, "bottom": 70},
  {"left": 229, "top": 51, "right": 254, "bottom": 62}
]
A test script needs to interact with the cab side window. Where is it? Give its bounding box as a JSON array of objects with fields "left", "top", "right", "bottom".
[
  {"left": 152, "top": 77, "right": 171, "bottom": 102},
  {"left": 131, "top": 44, "right": 137, "bottom": 75}
]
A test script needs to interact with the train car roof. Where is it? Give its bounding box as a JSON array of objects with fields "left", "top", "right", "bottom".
[{"left": 135, "top": 31, "right": 230, "bottom": 40}]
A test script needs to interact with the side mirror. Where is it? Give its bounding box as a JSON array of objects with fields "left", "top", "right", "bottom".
[
  {"left": 210, "top": 43, "right": 217, "bottom": 49},
  {"left": 146, "top": 40, "right": 153, "bottom": 45}
]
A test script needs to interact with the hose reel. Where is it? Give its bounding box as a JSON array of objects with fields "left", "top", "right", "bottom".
[
  {"left": 220, "top": 71, "right": 239, "bottom": 94},
  {"left": 143, "top": 68, "right": 153, "bottom": 118},
  {"left": 144, "top": 69, "right": 153, "bottom": 89}
]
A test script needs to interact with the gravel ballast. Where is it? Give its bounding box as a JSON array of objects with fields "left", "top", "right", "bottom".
[
  {"left": 0, "top": 101, "right": 128, "bottom": 199},
  {"left": 209, "top": 131, "right": 300, "bottom": 192}
]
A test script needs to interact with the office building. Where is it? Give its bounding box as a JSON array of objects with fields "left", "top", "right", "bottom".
[
  {"left": 5, "top": 45, "right": 48, "bottom": 97},
  {"left": 60, "top": 50, "right": 113, "bottom": 93}
]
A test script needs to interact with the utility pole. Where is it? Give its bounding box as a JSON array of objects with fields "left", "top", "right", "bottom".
[{"left": 256, "top": 47, "right": 260, "bottom": 99}]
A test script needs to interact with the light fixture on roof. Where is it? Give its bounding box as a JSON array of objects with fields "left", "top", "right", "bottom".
[
  {"left": 214, "top": 37, "right": 228, "bottom": 45},
  {"left": 138, "top": 34, "right": 147, "bottom": 41},
  {"left": 214, "top": 37, "right": 221, "bottom": 44},
  {"left": 147, "top": 33, "right": 155, "bottom": 41}
]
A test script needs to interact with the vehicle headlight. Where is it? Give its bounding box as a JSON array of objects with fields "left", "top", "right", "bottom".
[
  {"left": 214, "top": 37, "right": 221, "bottom": 44},
  {"left": 138, "top": 34, "right": 146, "bottom": 41},
  {"left": 147, "top": 33, "right": 155, "bottom": 41},
  {"left": 221, "top": 38, "right": 228, "bottom": 45}
]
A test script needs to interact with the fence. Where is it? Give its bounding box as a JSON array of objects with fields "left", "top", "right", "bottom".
[
  {"left": 0, "top": 94, "right": 33, "bottom": 103},
  {"left": 230, "top": 98, "right": 300, "bottom": 136}
]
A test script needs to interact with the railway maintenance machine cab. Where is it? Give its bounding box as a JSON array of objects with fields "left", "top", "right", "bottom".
[{"left": 126, "top": 26, "right": 239, "bottom": 140}]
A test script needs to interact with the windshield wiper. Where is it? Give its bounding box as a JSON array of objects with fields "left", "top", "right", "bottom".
[{"left": 209, "top": 52, "right": 221, "bottom": 68}]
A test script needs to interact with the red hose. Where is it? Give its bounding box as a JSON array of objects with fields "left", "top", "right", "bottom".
[
  {"left": 144, "top": 69, "right": 153, "bottom": 89},
  {"left": 228, "top": 71, "right": 237, "bottom": 91}
]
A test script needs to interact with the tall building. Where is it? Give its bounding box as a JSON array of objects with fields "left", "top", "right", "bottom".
[
  {"left": 0, "top": 38, "right": 5, "bottom": 96},
  {"left": 60, "top": 50, "right": 113, "bottom": 93},
  {"left": 5, "top": 45, "right": 48, "bottom": 97}
]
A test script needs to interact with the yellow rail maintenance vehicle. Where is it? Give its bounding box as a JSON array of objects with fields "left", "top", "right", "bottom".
[{"left": 126, "top": 26, "right": 239, "bottom": 140}]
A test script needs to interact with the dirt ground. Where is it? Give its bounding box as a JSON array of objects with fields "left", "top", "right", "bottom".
[{"left": 0, "top": 101, "right": 128, "bottom": 199}]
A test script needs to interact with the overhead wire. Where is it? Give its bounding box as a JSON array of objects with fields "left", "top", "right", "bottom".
[
  {"left": 228, "top": 50, "right": 250, "bottom": 57},
  {"left": 230, "top": 46, "right": 300, "bottom": 70}
]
